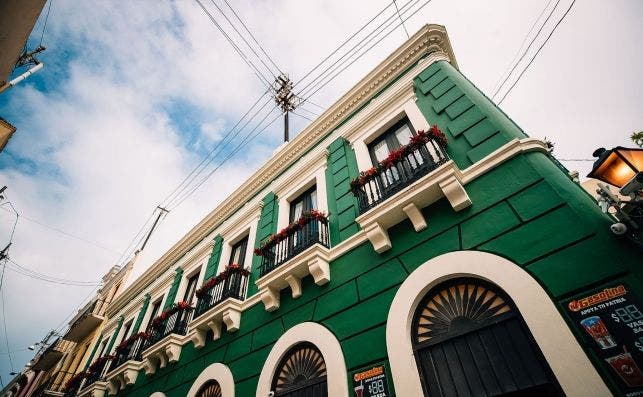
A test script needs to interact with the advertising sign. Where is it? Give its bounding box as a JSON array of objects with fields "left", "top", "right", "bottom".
[
  {"left": 567, "top": 283, "right": 643, "bottom": 396},
  {"left": 352, "top": 364, "right": 390, "bottom": 397}
]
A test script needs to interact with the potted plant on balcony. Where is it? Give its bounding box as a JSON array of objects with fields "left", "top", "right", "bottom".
[
  {"left": 253, "top": 210, "right": 328, "bottom": 257},
  {"left": 195, "top": 264, "right": 250, "bottom": 299}
]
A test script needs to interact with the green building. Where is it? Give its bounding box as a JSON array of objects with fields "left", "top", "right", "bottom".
[{"left": 69, "top": 25, "right": 642, "bottom": 397}]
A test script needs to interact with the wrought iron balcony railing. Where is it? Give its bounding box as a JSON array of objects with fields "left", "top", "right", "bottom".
[
  {"left": 257, "top": 214, "right": 329, "bottom": 277},
  {"left": 108, "top": 332, "right": 147, "bottom": 372},
  {"left": 82, "top": 355, "right": 113, "bottom": 389},
  {"left": 194, "top": 266, "right": 249, "bottom": 318},
  {"left": 143, "top": 305, "right": 194, "bottom": 350},
  {"left": 351, "top": 130, "right": 449, "bottom": 214}
]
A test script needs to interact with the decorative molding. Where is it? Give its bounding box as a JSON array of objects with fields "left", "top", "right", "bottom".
[
  {"left": 256, "top": 322, "right": 349, "bottom": 397},
  {"left": 141, "top": 334, "right": 185, "bottom": 375},
  {"left": 255, "top": 245, "right": 331, "bottom": 312},
  {"left": 386, "top": 251, "right": 610, "bottom": 396},
  {"left": 105, "top": 361, "right": 143, "bottom": 395},
  {"left": 402, "top": 203, "right": 427, "bottom": 231},
  {"left": 187, "top": 299, "right": 243, "bottom": 349},
  {"left": 106, "top": 24, "right": 458, "bottom": 318},
  {"left": 77, "top": 381, "right": 108, "bottom": 397},
  {"left": 186, "top": 363, "right": 235, "bottom": 397}
]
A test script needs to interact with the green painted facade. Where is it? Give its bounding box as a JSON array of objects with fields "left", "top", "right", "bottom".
[{"left": 104, "top": 60, "right": 641, "bottom": 396}]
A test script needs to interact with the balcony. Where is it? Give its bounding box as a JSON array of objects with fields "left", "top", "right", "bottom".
[
  {"left": 79, "top": 355, "right": 113, "bottom": 396},
  {"left": 65, "top": 299, "right": 105, "bottom": 343},
  {"left": 103, "top": 333, "right": 147, "bottom": 394},
  {"left": 254, "top": 212, "right": 331, "bottom": 311},
  {"left": 141, "top": 304, "right": 193, "bottom": 375},
  {"left": 351, "top": 128, "right": 449, "bottom": 214},
  {"left": 188, "top": 265, "right": 249, "bottom": 348},
  {"left": 32, "top": 370, "right": 74, "bottom": 396},
  {"left": 32, "top": 338, "right": 65, "bottom": 371},
  {"left": 351, "top": 127, "right": 474, "bottom": 253}
]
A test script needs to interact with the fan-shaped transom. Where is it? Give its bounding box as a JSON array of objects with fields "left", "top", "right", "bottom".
[
  {"left": 413, "top": 278, "right": 515, "bottom": 346},
  {"left": 195, "top": 380, "right": 222, "bottom": 397},
  {"left": 272, "top": 342, "right": 327, "bottom": 394}
]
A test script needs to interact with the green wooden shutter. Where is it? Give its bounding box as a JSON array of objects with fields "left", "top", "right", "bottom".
[
  {"left": 203, "top": 235, "right": 224, "bottom": 281},
  {"left": 105, "top": 315, "right": 124, "bottom": 355},
  {"left": 163, "top": 267, "right": 184, "bottom": 310},
  {"left": 131, "top": 293, "right": 151, "bottom": 333},
  {"left": 326, "top": 137, "right": 360, "bottom": 245},
  {"left": 247, "top": 192, "right": 279, "bottom": 296},
  {"left": 83, "top": 334, "right": 103, "bottom": 370}
]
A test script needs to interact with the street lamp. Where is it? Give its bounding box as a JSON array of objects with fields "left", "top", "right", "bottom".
[
  {"left": 588, "top": 147, "right": 643, "bottom": 195},
  {"left": 589, "top": 147, "right": 643, "bottom": 249}
]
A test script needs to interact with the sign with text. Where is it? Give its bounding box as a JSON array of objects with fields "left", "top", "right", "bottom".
[
  {"left": 567, "top": 283, "right": 643, "bottom": 396},
  {"left": 352, "top": 364, "right": 390, "bottom": 397}
]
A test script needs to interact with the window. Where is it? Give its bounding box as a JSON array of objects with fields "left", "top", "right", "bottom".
[
  {"left": 183, "top": 272, "right": 201, "bottom": 305},
  {"left": 196, "top": 380, "right": 222, "bottom": 397},
  {"left": 97, "top": 339, "right": 108, "bottom": 358},
  {"left": 146, "top": 298, "right": 163, "bottom": 330},
  {"left": 289, "top": 186, "right": 317, "bottom": 223},
  {"left": 120, "top": 320, "right": 133, "bottom": 344},
  {"left": 367, "top": 117, "right": 416, "bottom": 165},
  {"left": 271, "top": 343, "right": 327, "bottom": 396},
  {"left": 229, "top": 236, "right": 249, "bottom": 267}
]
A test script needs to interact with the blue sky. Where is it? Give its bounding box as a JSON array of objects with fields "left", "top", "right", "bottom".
[{"left": 0, "top": 0, "right": 641, "bottom": 384}]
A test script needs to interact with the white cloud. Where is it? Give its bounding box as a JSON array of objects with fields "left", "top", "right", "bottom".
[{"left": 0, "top": 0, "right": 641, "bottom": 377}]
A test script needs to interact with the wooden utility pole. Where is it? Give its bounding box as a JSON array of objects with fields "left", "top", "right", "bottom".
[{"left": 273, "top": 74, "right": 299, "bottom": 142}]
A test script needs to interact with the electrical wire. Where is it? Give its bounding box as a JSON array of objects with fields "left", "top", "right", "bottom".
[
  {"left": 558, "top": 158, "right": 594, "bottom": 162},
  {"left": 491, "top": 0, "right": 562, "bottom": 100},
  {"left": 301, "top": 0, "right": 432, "bottom": 102},
  {"left": 302, "top": 99, "right": 325, "bottom": 111},
  {"left": 194, "top": 0, "right": 273, "bottom": 89},
  {"left": 297, "top": 105, "right": 320, "bottom": 118},
  {"left": 291, "top": 111, "right": 313, "bottom": 122},
  {"left": 293, "top": 0, "right": 397, "bottom": 88},
  {"left": 207, "top": 0, "right": 278, "bottom": 79},
  {"left": 0, "top": 261, "right": 14, "bottom": 372},
  {"left": 39, "top": 0, "right": 54, "bottom": 47},
  {"left": 0, "top": 206, "right": 123, "bottom": 257},
  {"left": 168, "top": 106, "right": 281, "bottom": 210},
  {"left": 5, "top": 259, "right": 100, "bottom": 286},
  {"left": 497, "top": 0, "right": 576, "bottom": 105},
  {"left": 298, "top": 0, "right": 423, "bottom": 99},
  {"left": 393, "top": 0, "right": 410, "bottom": 38},
  {"left": 489, "top": 0, "right": 555, "bottom": 96}
]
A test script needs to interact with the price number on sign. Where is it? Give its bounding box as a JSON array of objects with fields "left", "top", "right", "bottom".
[
  {"left": 636, "top": 337, "right": 643, "bottom": 353},
  {"left": 611, "top": 305, "right": 643, "bottom": 323},
  {"left": 368, "top": 379, "right": 385, "bottom": 396}
]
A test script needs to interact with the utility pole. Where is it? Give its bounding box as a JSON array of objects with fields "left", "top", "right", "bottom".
[
  {"left": 273, "top": 74, "right": 300, "bottom": 142},
  {"left": 138, "top": 206, "right": 169, "bottom": 252}
]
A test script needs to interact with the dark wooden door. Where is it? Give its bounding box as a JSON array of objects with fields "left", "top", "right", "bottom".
[{"left": 413, "top": 278, "right": 564, "bottom": 397}]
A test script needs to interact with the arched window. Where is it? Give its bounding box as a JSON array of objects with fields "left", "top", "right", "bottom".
[
  {"left": 271, "top": 343, "right": 327, "bottom": 396},
  {"left": 412, "top": 278, "right": 563, "bottom": 397},
  {"left": 195, "top": 380, "right": 222, "bottom": 397}
]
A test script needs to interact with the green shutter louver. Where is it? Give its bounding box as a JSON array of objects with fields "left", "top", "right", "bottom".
[
  {"left": 326, "top": 137, "right": 360, "bottom": 245},
  {"left": 163, "top": 267, "right": 184, "bottom": 310},
  {"left": 247, "top": 192, "right": 279, "bottom": 296},
  {"left": 105, "top": 315, "right": 124, "bottom": 355},
  {"left": 131, "top": 293, "right": 151, "bottom": 333},
  {"left": 204, "top": 235, "right": 224, "bottom": 281}
]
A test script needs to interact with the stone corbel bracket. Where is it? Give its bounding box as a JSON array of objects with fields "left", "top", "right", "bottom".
[
  {"left": 77, "top": 381, "right": 108, "bottom": 397},
  {"left": 356, "top": 161, "right": 470, "bottom": 253},
  {"left": 255, "top": 245, "right": 331, "bottom": 312},
  {"left": 188, "top": 299, "right": 243, "bottom": 349},
  {"left": 105, "top": 361, "right": 142, "bottom": 395},
  {"left": 141, "top": 334, "right": 184, "bottom": 376}
]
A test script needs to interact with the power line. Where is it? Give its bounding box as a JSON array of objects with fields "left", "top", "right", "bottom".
[
  {"left": 393, "top": 0, "right": 410, "bottom": 38},
  {"left": 293, "top": 0, "right": 397, "bottom": 88},
  {"left": 168, "top": 107, "right": 281, "bottom": 210},
  {"left": 291, "top": 111, "right": 313, "bottom": 122},
  {"left": 497, "top": 0, "right": 576, "bottom": 105},
  {"left": 301, "top": 0, "right": 432, "bottom": 102},
  {"left": 491, "top": 0, "right": 562, "bottom": 100},
  {"left": 0, "top": 206, "right": 123, "bottom": 257},
  {"left": 207, "top": 0, "right": 278, "bottom": 79},
  {"left": 490, "top": 0, "right": 555, "bottom": 96},
  {"left": 0, "top": 261, "right": 14, "bottom": 372},
  {"left": 194, "top": 0, "right": 273, "bottom": 88},
  {"left": 6, "top": 258, "right": 100, "bottom": 286},
  {"left": 39, "top": 0, "right": 54, "bottom": 47},
  {"left": 221, "top": 0, "right": 283, "bottom": 75}
]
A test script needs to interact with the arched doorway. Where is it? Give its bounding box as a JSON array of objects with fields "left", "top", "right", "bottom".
[
  {"left": 412, "top": 277, "right": 562, "bottom": 396},
  {"left": 271, "top": 342, "right": 327, "bottom": 397},
  {"left": 195, "top": 380, "right": 222, "bottom": 397}
]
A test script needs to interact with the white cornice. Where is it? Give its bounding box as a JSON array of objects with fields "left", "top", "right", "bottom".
[{"left": 107, "top": 24, "right": 458, "bottom": 316}]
